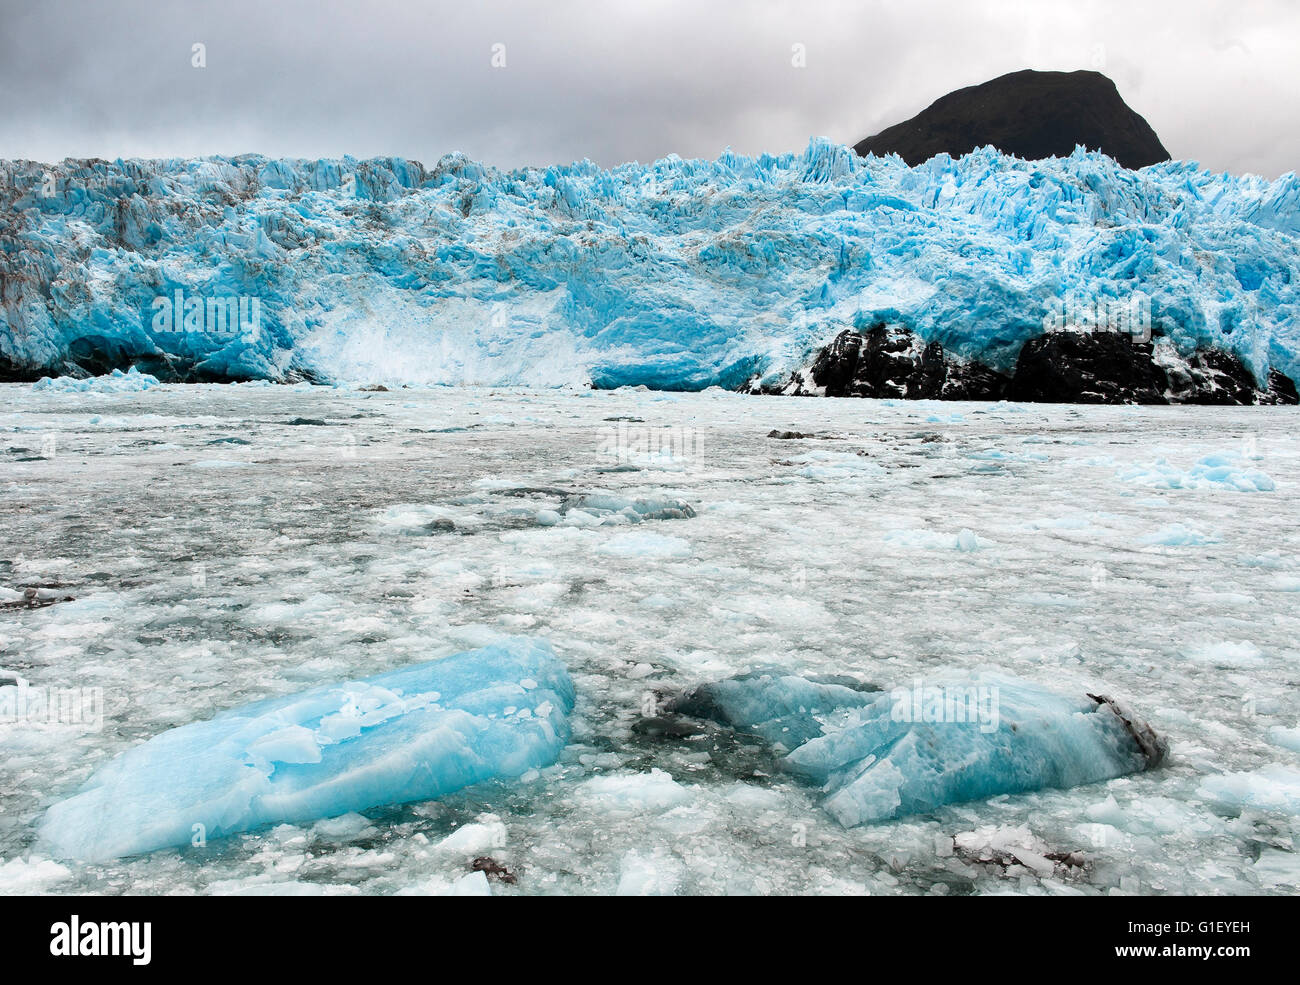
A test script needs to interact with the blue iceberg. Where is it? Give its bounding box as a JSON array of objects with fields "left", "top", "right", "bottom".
[
  {"left": 2, "top": 142, "right": 1297, "bottom": 388},
  {"left": 668, "top": 671, "right": 882, "bottom": 749},
  {"left": 670, "top": 672, "right": 1165, "bottom": 825},
  {"left": 39, "top": 638, "right": 574, "bottom": 862}
]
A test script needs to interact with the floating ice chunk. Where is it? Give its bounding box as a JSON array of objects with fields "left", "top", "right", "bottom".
[
  {"left": 559, "top": 509, "right": 601, "bottom": 528},
  {"left": 809, "top": 681, "right": 1165, "bottom": 827},
  {"left": 952, "top": 824, "right": 1059, "bottom": 875},
  {"left": 393, "top": 869, "right": 495, "bottom": 897},
  {"left": 310, "top": 813, "right": 377, "bottom": 842},
  {"left": 444, "top": 870, "right": 493, "bottom": 895},
  {"left": 432, "top": 814, "right": 508, "bottom": 856},
  {"left": 0, "top": 856, "right": 72, "bottom": 894},
  {"left": 1269, "top": 726, "right": 1300, "bottom": 754},
  {"left": 1197, "top": 765, "right": 1300, "bottom": 816},
  {"left": 668, "top": 672, "right": 879, "bottom": 750},
  {"left": 560, "top": 493, "right": 696, "bottom": 524},
  {"left": 617, "top": 850, "right": 685, "bottom": 895},
  {"left": 394, "top": 870, "right": 496, "bottom": 897},
  {"left": 1119, "top": 456, "right": 1275, "bottom": 492},
  {"left": 670, "top": 672, "right": 1165, "bottom": 826},
  {"left": 577, "top": 768, "right": 694, "bottom": 813},
  {"left": 374, "top": 504, "right": 467, "bottom": 536},
  {"left": 882, "top": 527, "right": 990, "bottom": 552},
  {"left": 31, "top": 368, "right": 162, "bottom": 393},
  {"left": 1254, "top": 849, "right": 1300, "bottom": 888},
  {"left": 596, "top": 532, "right": 691, "bottom": 559},
  {"left": 1141, "top": 523, "right": 1218, "bottom": 546},
  {"left": 1180, "top": 640, "right": 1265, "bottom": 667},
  {"left": 38, "top": 638, "right": 574, "bottom": 862},
  {"left": 792, "top": 451, "right": 886, "bottom": 481}
]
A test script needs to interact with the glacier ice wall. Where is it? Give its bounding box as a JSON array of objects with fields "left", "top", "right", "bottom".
[
  {"left": 38, "top": 638, "right": 574, "bottom": 862},
  {"left": 2, "top": 141, "right": 1298, "bottom": 387}
]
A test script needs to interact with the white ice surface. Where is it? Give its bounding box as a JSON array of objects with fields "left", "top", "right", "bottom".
[{"left": 1, "top": 382, "right": 1298, "bottom": 894}]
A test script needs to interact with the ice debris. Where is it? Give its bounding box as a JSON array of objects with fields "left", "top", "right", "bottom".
[
  {"left": 1118, "top": 454, "right": 1276, "bottom": 492},
  {"left": 31, "top": 367, "right": 162, "bottom": 393}
]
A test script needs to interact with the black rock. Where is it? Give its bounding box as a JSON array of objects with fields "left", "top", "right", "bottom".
[
  {"left": 805, "top": 329, "right": 865, "bottom": 395},
  {"left": 0, "top": 352, "right": 40, "bottom": 382},
  {"left": 765, "top": 324, "right": 1005, "bottom": 401},
  {"left": 754, "top": 324, "right": 1295, "bottom": 406},
  {"left": 1166, "top": 349, "right": 1262, "bottom": 405},
  {"left": 1006, "top": 332, "right": 1169, "bottom": 404},
  {"left": 941, "top": 359, "right": 1010, "bottom": 400},
  {"left": 854, "top": 69, "right": 1170, "bottom": 170},
  {"left": 1268, "top": 369, "right": 1300, "bottom": 406},
  {"left": 811, "top": 324, "right": 946, "bottom": 398}
]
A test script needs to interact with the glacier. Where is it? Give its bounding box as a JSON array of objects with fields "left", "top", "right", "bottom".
[
  {"left": 2, "top": 141, "right": 1298, "bottom": 388},
  {"left": 669, "top": 672, "right": 1165, "bottom": 826},
  {"left": 37, "top": 638, "right": 574, "bottom": 863}
]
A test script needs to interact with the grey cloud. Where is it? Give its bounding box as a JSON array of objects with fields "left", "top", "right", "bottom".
[{"left": 0, "top": 0, "right": 1295, "bottom": 176}]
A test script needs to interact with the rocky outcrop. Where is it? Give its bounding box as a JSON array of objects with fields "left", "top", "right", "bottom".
[
  {"left": 941, "top": 359, "right": 1012, "bottom": 401},
  {"left": 756, "top": 324, "right": 1297, "bottom": 405},
  {"left": 854, "top": 69, "right": 1171, "bottom": 170},
  {"left": 809, "top": 324, "right": 945, "bottom": 398},
  {"left": 755, "top": 324, "right": 1006, "bottom": 400},
  {"left": 1164, "top": 349, "right": 1266, "bottom": 406},
  {"left": 1006, "top": 332, "right": 1169, "bottom": 404},
  {"left": 1267, "top": 369, "right": 1300, "bottom": 405},
  {"left": 1009, "top": 334, "right": 1298, "bottom": 405}
]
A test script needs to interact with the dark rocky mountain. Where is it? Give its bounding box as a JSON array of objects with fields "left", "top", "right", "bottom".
[{"left": 854, "top": 70, "right": 1171, "bottom": 170}]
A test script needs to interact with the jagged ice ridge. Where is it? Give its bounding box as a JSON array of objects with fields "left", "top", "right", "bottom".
[{"left": 2, "top": 140, "right": 1298, "bottom": 388}]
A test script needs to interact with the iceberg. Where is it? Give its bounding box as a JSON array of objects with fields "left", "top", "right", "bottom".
[
  {"left": 1118, "top": 454, "right": 1276, "bottom": 492},
  {"left": 2, "top": 142, "right": 1298, "bottom": 389},
  {"left": 30, "top": 366, "right": 162, "bottom": 393},
  {"left": 669, "top": 671, "right": 1165, "bottom": 826},
  {"left": 38, "top": 638, "right": 574, "bottom": 862}
]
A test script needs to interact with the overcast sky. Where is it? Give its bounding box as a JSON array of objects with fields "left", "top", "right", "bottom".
[{"left": 2, "top": 0, "right": 1296, "bottom": 177}]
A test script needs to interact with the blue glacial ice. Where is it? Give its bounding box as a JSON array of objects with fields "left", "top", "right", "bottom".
[
  {"left": 38, "top": 638, "right": 574, "bottom": 862},
  {"left": 2, "top": 141, "right": 1298, "bottom": 387},
  {"left": 1118, "top": 453, "right": 1276, "bottom": 491},
  {"left": 30, "top": 366, "right": 163, "bottom": 393},
  {"left": 671, "top": 672, "right": 1165, "bottom": 826}
]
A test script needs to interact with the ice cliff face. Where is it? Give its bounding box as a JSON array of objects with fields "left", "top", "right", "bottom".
[{"left": 2, "top": 140, "right": 1298, "bottom": 388}]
